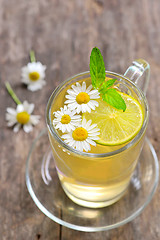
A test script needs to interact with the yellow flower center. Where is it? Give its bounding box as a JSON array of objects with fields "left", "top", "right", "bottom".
[
  {"left": 29, "top": 72, "right": 40, "bottom": 81},
  {"left": 72, "top": 127, "right": 88, "bottom": 141},
  {"left": 61, "top": 114, "right": 71, "bottom": 124},
  {"left": 76, "top": 92, "right": 90, "bottom": 104},
  {"left": 16, "top": 111, "right": 30, "bottom": 124}
]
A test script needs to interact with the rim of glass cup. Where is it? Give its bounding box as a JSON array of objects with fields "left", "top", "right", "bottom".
[{"left": 46, "top": 71, "right": 149, "bottom": 158}]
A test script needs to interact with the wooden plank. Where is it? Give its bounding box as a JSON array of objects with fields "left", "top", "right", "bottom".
[{"left": 0, "top": 0, "right": 160, "bottom": 239}]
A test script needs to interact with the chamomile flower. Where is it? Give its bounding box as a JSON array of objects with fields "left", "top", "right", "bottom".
[
  {"left": 53, "top": 105, "right": 81, "bottom": 133},
  {"left": 65, "top": 81, "right": 100, "bottom": 114},
  {"left": 6, "top": 101, "right": 40, "bottom": 133},
  {"left": 62, "top": 118, "right": 100, "bottom": 152},
  {"left": 21, "top": 61, "right": 46, "bottom": 91}
]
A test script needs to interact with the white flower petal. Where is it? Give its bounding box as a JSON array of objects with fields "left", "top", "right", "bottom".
[
  {"left": 89, "top": 89, "right": 100, "bottom": 96},
  {"left": 53, "top": 119, "right": 59, "bottom": 124},
  {"left": 13, "top": 123, "right": 21, "bottom": 133},
  {"left": 62, "top": 125, "right": 66, "bottom": 133},
  {"left": 75, "top": 141, "right": 82, "bottom": 151},
  {"left": 66, "top": 89, "right": 77, "bottom": 96},
  {"left": 82, "top": 117, "right": 87, "bottom": 126},
  {"left": 55, "top": 122, "right": 61, "bottom": 129},
  {"left": 27, "top": 83, "right": 43, "bottom": 91},
  {"left": 62, "top": 134, "right": 70, "bottom": 139},
  {"left": 65, "top": 95, "right": 75, "bottom": 100},
  {"left": 17, "top": 104, "right": 24, "bottom": 112},
  {"left": 67, "top": 102, "right": 78, "bottom": 110},
  {"left": 87, "top": 101, "right": 96, "bottom": 110},
  {"left": 90, "top": 100, "right": 99, "bottom": 107},
  {"left": 76, "top": 105, "right": 82, "bottom": 114},
  {"left": 70, "top": 124, "right": 76, "bottom": 130},
  {"left": 7, "top": 119, "right": 17, "bottom": 127},
  {"left": 68, "top": 139, "right": 75, "bottom": 147},
  {"left": 27, "top": 103, "right": 35, "bottom": 114},
  {"left": 6, "top": 107, "right": 17, "bottom": 115},
  {"left": 87, "top": 124, "right": 98, "bottom": 131},
  {"left": 84, "top": 119, "right": 92, "bottom": 129},
  {"left": 30, "top": 115, "right": 40, "bottom": 125},
  {"left": 54, "top": 111, "right": 61, "bottom": 117},
  {"left": 90, "top": 136, "right": 100, "bottom": 140},
  {"left": 23, "top": 123, "right": 33, "bottom": 133},
  {"left": 81, "top": 104, "right": 86, "bottom": 113},
  {"left": 71, "top": 115, "right": 81, "bottom": 119},
  {"left": 6, "top": 113, "right": 16, "bottom": 121},
  {"left": 86, "top": 84, "right": 93, "bottom": 93},
  {"left": 81, "top": 82, "right": 86, "bottom": 91},
  {"left": 88, "top": 129, "right": 100, "bottom": 136},
  {"left": 71, "top": 85, "right": 80, "bottom": 94},
  {"left": 86, "top": 138, "right": 96, "bottom": 146},
  {"left": 75, "top": 82, "right": 81, "bottom": 88},
  {"left": 65, "top": 99, "right": 75, "bottom": 104},
  {"left": 84, "top": 104, "right": 91, "bottom": 113},
  {"left": 82, "top": 141, "right": 90, "bottom": 152}
]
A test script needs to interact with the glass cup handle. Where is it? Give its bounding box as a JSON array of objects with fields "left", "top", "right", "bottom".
[{"left": 124, "top": 59, "right": 150, "bottom": 95}]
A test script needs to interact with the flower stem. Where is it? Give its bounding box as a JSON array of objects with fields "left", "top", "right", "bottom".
[
  {"left": 5, "top": 82, "right": 22, "bottom": 105},
  {"left": 30, "top": 50, "right": 36, "bottom": 62}
]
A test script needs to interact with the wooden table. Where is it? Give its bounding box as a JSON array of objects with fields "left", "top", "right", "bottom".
[{"left": 0, "top": 0, "right": 160, "bottom": 239}]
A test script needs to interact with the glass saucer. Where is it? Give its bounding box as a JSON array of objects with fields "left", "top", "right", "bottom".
[{"left": 25, "top": 129, "right": 159, "bottom": 232}]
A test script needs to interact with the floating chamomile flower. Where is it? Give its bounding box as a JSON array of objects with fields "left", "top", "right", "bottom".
[
  {"left": 6, "top": 101, "right": 40, "bottom": 133},
  {"left": 21, "top": 51, "right": 46, "bottom": 91},
  {"left": 65, "top": 81, "right": 100, "bottom": 114},
  {"left": 53, "top": 105, "right": 81, "bottom": 133},
  {"left": 62, "top": 118, "right": 100, "bottom": 152}
]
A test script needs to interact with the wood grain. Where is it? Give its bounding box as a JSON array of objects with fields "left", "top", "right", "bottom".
[{"left": 0, "top": 0, "right": 160, "bottom": 239}]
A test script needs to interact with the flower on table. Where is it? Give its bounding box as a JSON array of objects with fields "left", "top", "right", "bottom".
[
  {"left": 53, "top": 105, "right": 81, "bottom": 133},
  {"left": 21, "top": 61, "right": 46, "bottom": 91},
  {"left": 6, "top": 101, "right": 40, "bottom": 133},
  {"left": 61, "top": 118, "right": 100, "bottom": 152},
  {"left": 65, "top": 81, "right": 100, "bottom": 114}
]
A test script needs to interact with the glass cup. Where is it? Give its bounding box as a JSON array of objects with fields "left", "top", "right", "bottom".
[{"left": 46, "top": 59, "right": 150, "bottom": 208}]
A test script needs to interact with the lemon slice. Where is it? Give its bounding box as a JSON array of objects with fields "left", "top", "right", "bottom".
[{"left": 83, "top": 92, "right": 144, "bottom": 146}]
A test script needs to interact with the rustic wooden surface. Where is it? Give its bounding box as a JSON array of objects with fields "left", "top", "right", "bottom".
[{"left": 0, "top": 0, "right": 160, "bottom": 239}]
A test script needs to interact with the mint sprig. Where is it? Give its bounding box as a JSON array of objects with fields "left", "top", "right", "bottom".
[
  {"left": 89, "top": 47, "right": 127, "bottom": 111},
  {"left": 102, "top": 88, "right": 126, "bottom": 111},
  {"left": 89, "top": 47, "right": 106, "bottom": 89},
  {"left": 99, "top": 79, "right": 116, "bottom": 94}
]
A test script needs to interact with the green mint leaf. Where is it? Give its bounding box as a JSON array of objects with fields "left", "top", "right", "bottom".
[
  {"left": 99, "top": 79, "right": 116, "bottom": 94},
  {"left": 89, "top": 47, "right": 127, "bottom": 111},
  {"left": 89, "top": 47, "right": 106, "bottom": 89},
  {"left": 102, "top": 88, "right": 127, "bottom": 111}
]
